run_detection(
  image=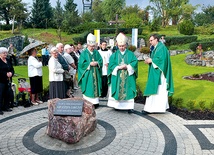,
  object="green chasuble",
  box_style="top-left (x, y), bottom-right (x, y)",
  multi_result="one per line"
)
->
top-left (144, 42), bottom-right (174, 96)
top-left (108, 49), bottom-right (138, 100)
top-left (78, 48), bottom-right (103, 98)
